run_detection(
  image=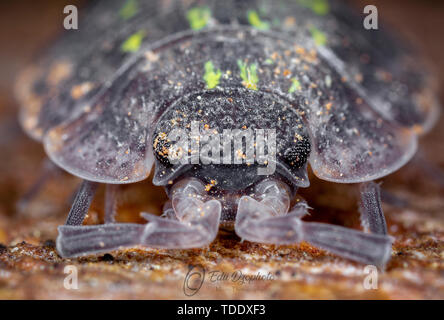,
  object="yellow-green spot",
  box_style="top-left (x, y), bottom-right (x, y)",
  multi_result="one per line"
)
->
top-left (264, 58), bottom-right (274, 65)
top-left (238, 60), bottom-right (259, 90)
top-left (203, 61), bottom-right (222, 89)
top-left (298, 0), bottom-right (329, 16)
top-left (121, 30), bottom-right (145, 53)
top-left (310, 27), bottom-right (327, 46)
top-left (325, 75), bottom-right (332, 88)
top-left (247, 10), bottom-right (270, 30)
top-left (289, 78), bottom-right (302, 93)
top-left (186, 7), bottom-right (211, 30)
top-left (120, 0), bottom-right (138, 20)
